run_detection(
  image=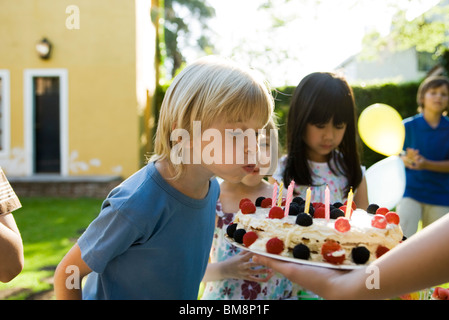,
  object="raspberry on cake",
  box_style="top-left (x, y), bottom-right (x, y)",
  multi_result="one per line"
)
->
top-left (243, 231), bottom-right (258, 247)
top-left (266, 237), bottom-right (284, 254)
top-left (240, 201), bottom-right (256, 214)
top-left (261, 198), bottom-right (272, 208)
top-left (268, 206), bottom-right (284, 219)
